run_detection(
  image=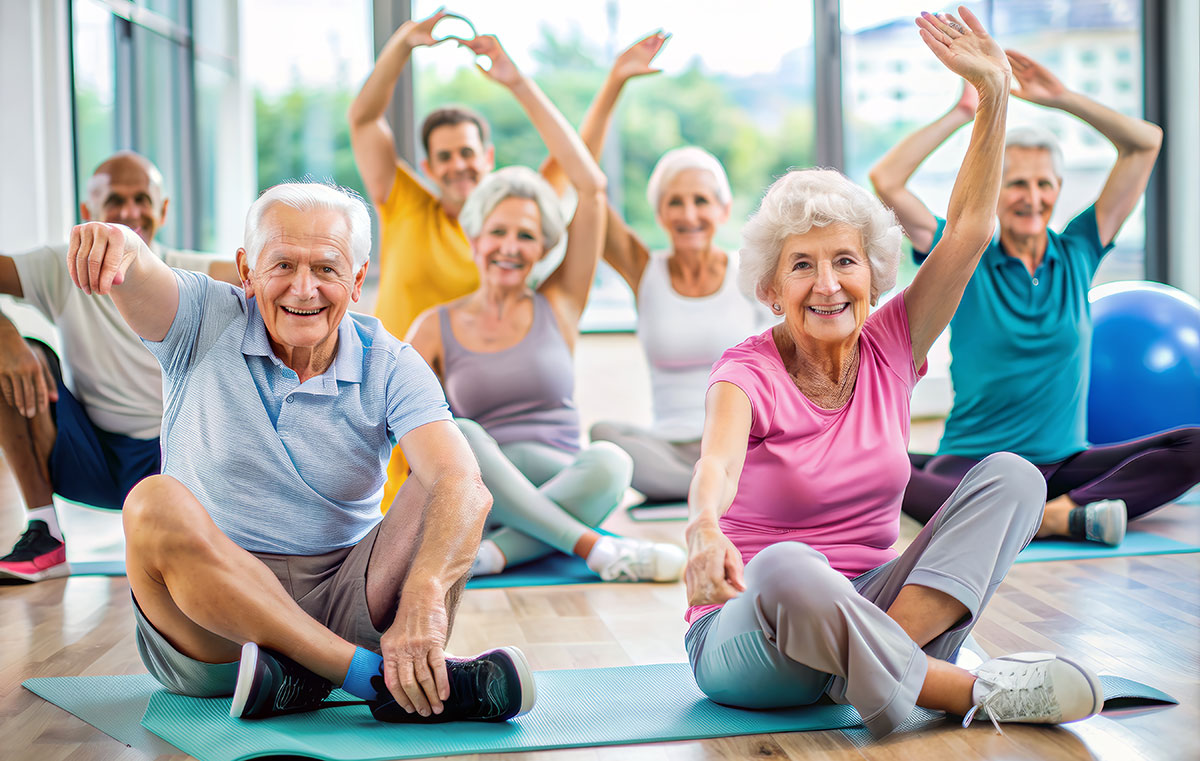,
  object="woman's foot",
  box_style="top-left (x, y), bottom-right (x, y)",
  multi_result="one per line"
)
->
top-left (1070, 500), bottom-right (1127, 546)
top-left (585, 535), bottom-right (686, 582)
top-left (964, 652), bottom-right (1103, 732)
top-left (470, 540), bottom-right (507, 576)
